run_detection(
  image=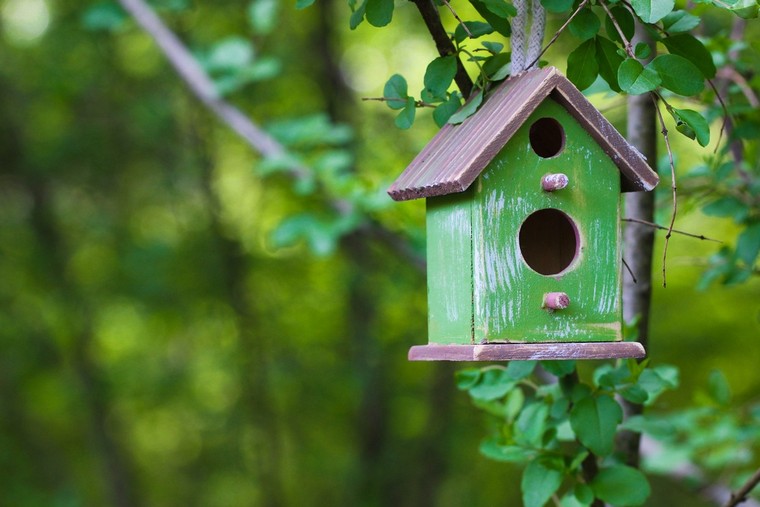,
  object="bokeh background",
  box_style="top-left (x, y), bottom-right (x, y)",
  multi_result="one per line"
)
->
top-left (0, 1), bottom-right (758, 505)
